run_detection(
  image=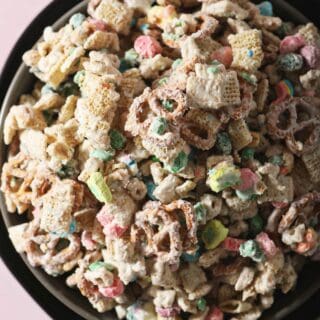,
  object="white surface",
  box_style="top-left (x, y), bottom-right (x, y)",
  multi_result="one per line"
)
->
top-left (0, 1), bottom-right (52, 319)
